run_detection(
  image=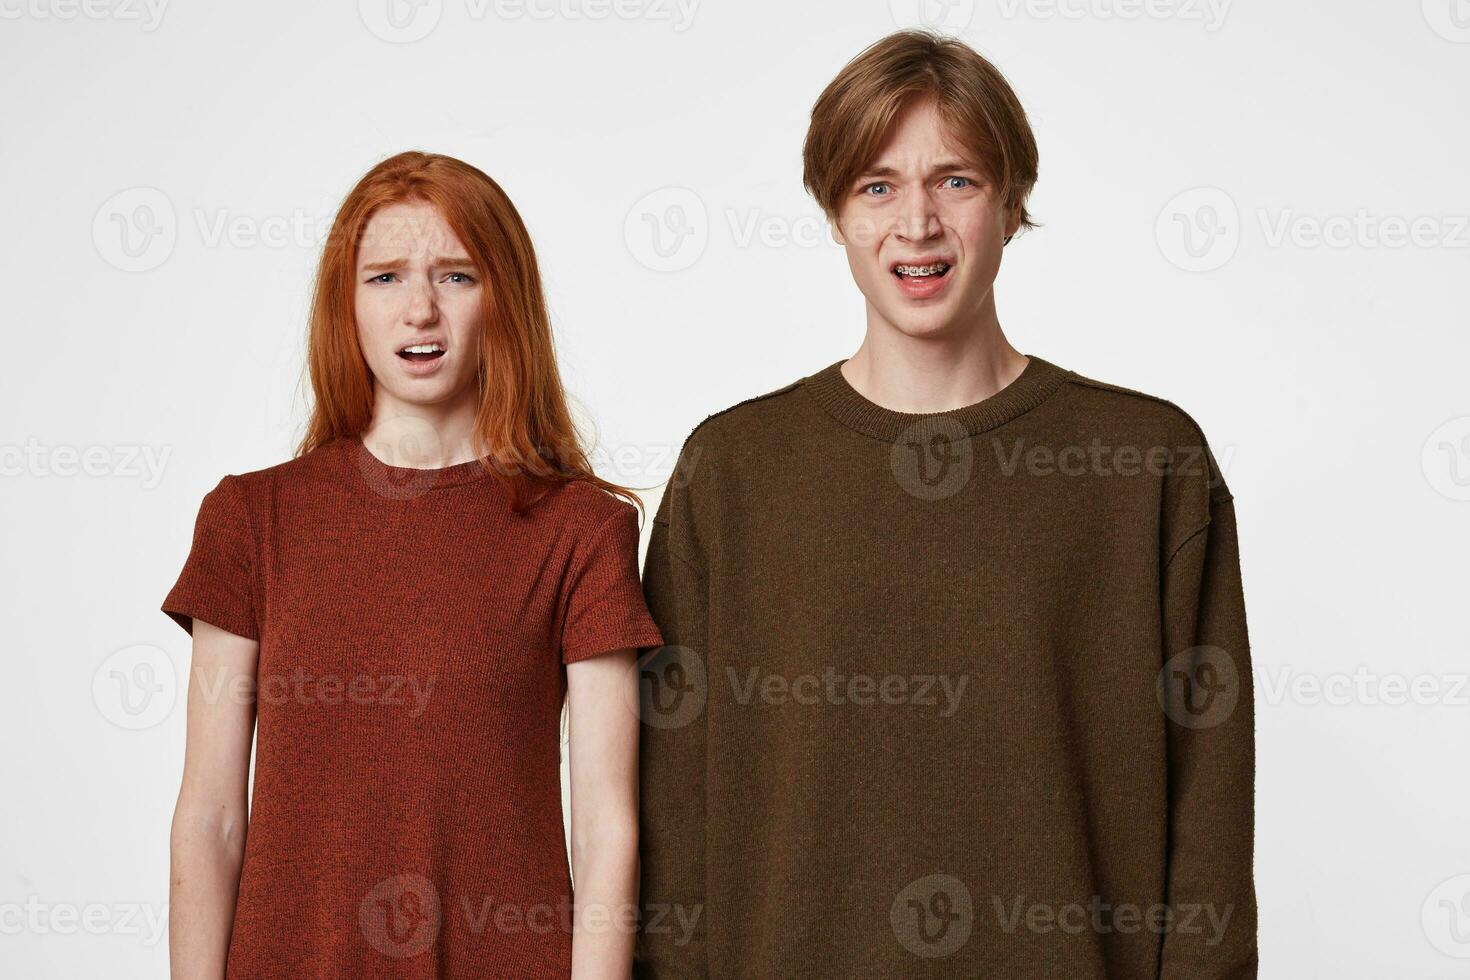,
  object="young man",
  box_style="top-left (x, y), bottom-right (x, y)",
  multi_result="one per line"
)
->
top-left (636, 30), bottom-right (1257, 979)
